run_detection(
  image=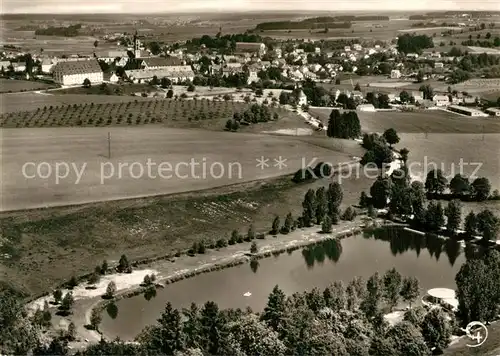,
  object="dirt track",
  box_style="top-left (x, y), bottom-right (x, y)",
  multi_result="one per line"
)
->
top-left (1, 127), bottom-right (356, 211)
